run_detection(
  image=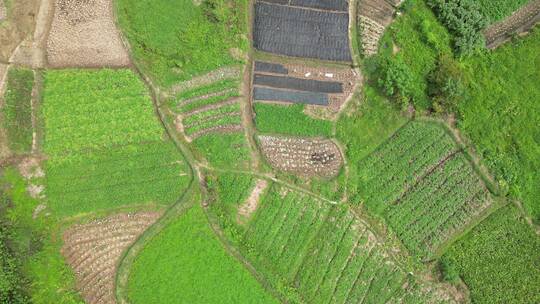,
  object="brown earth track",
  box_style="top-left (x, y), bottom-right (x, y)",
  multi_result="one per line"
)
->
top-left (62, 212), bottom-right (162, 304)
top-left (46, 0), bottom-right (130, 68)
top-left (483, 0), bottom-right (540, 49)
